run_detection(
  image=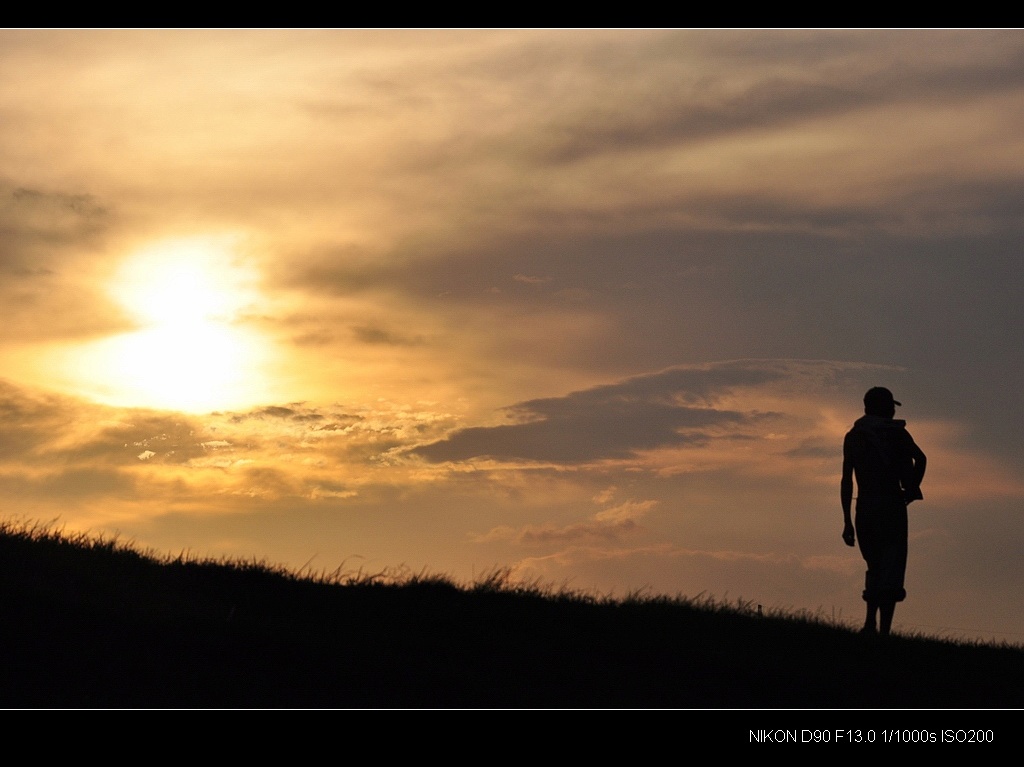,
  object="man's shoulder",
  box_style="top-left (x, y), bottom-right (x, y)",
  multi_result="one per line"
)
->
top-left (843, 426), bottom-right (866, 455)
top-left (893, 424), bottom-right (919, 444)
top-left (898, 426), bottom-right (925, 455)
